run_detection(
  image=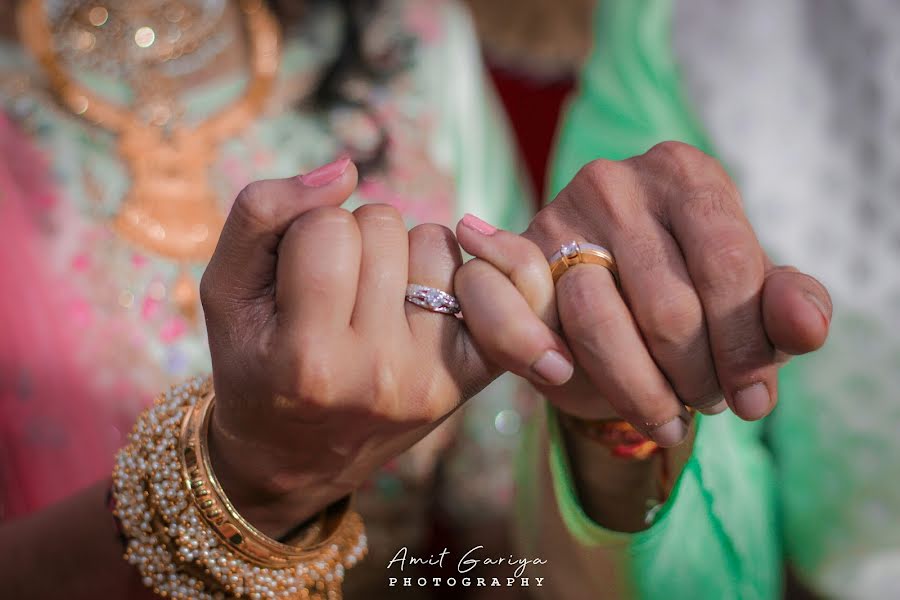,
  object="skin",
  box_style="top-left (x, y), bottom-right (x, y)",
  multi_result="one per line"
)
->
top-left (0, 0), bottom-right (830, 595)
top-left (0, 147), bottom-right (831, 596)
top-left (207, 143), bottom-right (830, 539)
top-left (200, 160), bottom-right (507, 535)
top-left (458, 143), bottom-right (831, 433)
top-left (455, 142), bottom-right (831, 529)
